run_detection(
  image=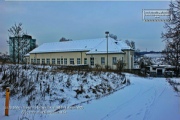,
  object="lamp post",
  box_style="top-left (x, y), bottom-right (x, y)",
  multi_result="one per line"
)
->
top-left (105, 31), bottom-right (109, 70)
